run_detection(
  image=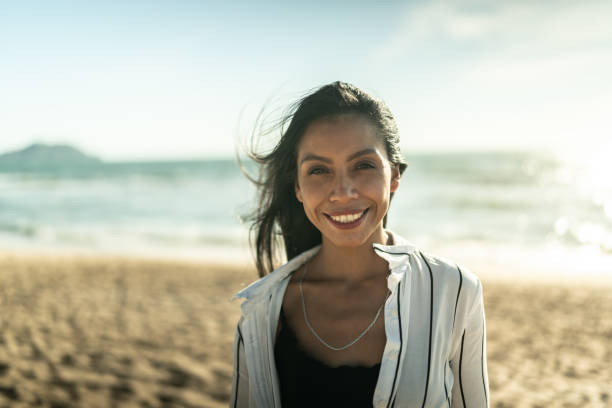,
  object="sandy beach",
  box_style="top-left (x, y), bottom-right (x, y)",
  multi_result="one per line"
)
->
top-left (0, 252), bottom-right (610, 407)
